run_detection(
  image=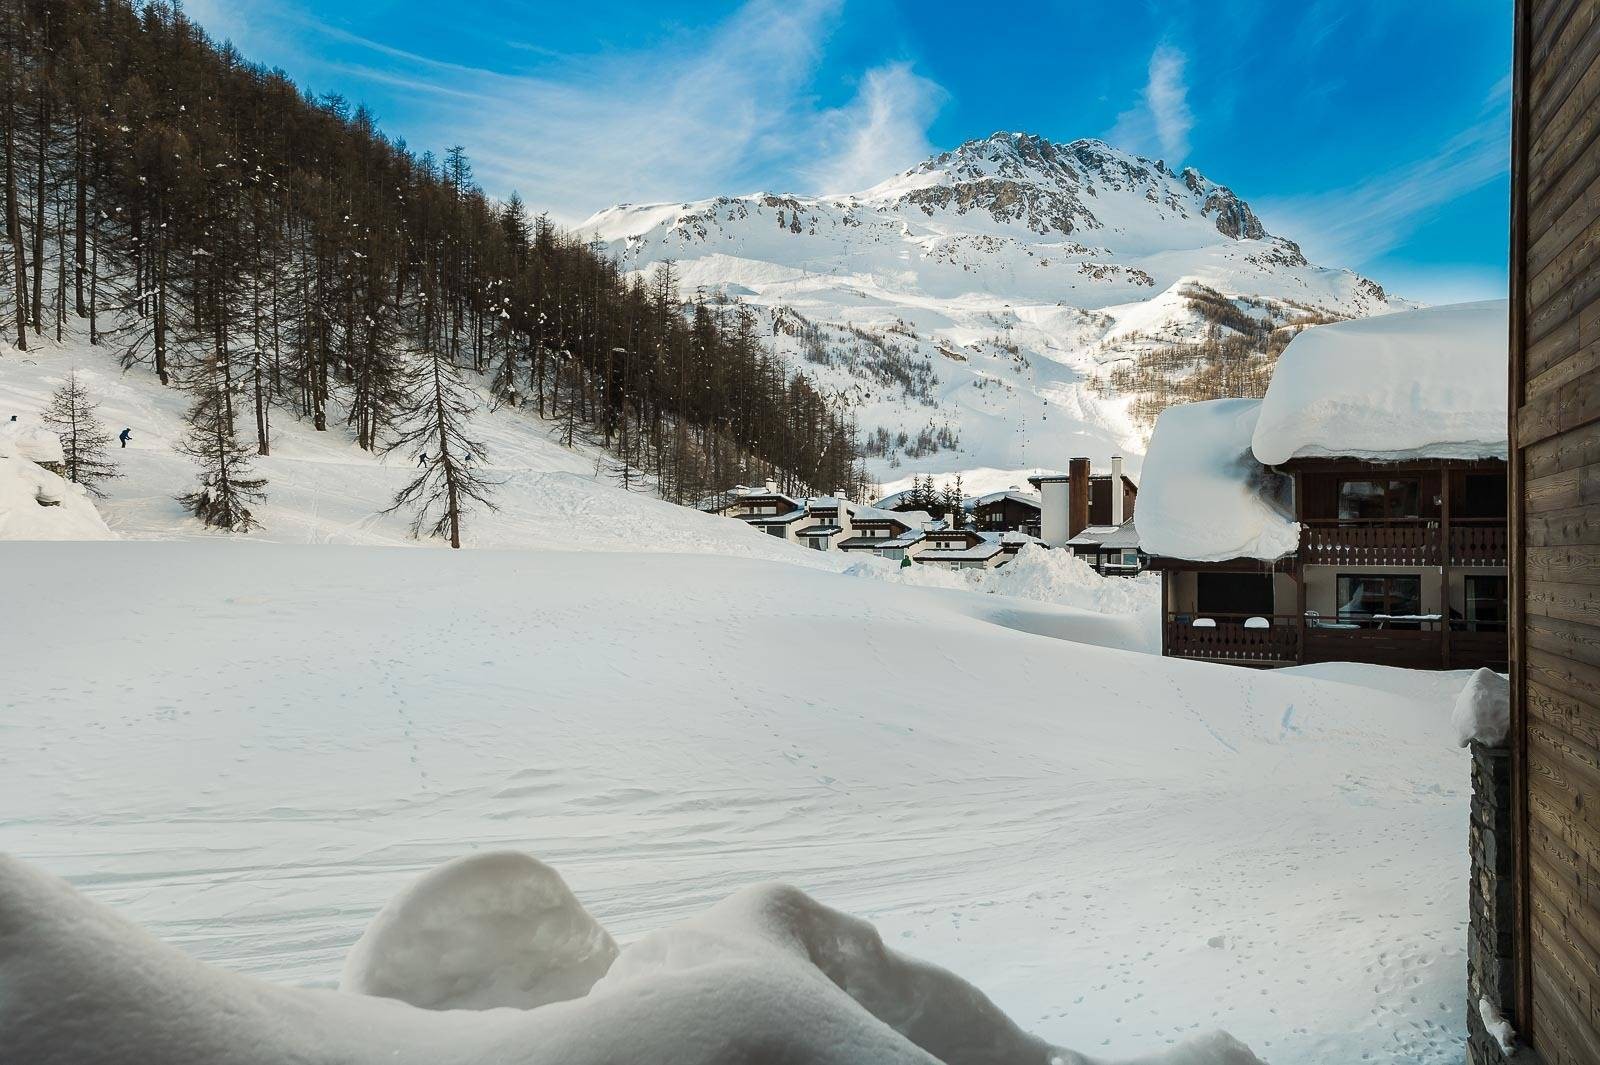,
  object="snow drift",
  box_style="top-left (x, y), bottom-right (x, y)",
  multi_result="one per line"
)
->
top-left (0, 420), bottom-right (113, 541)
top-left (0, 851), bottom-right (1265, 1065)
